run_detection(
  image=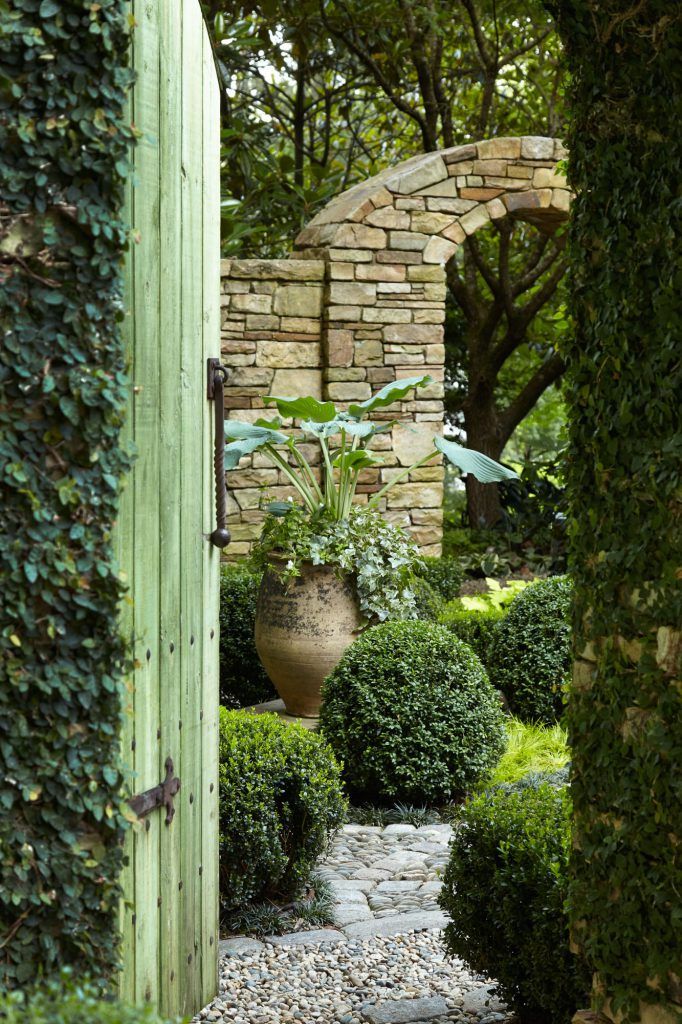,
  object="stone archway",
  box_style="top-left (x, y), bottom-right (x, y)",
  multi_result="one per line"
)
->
top-left (220, 136), bottom-right (571, 557)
